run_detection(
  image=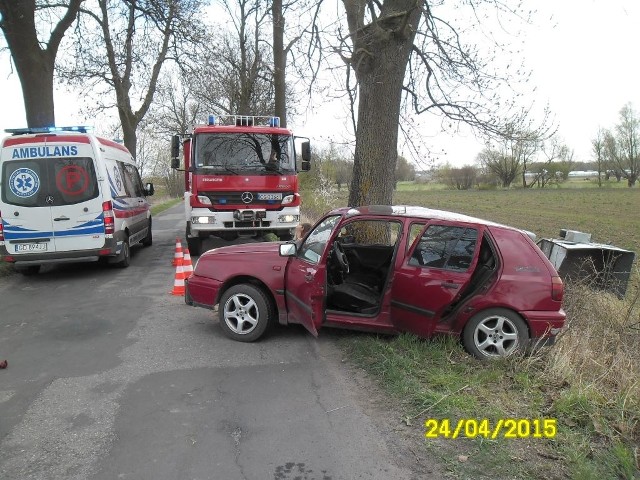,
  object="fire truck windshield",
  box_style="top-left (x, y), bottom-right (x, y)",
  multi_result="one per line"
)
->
top-left (194, 133), bottom-right (295, 174)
